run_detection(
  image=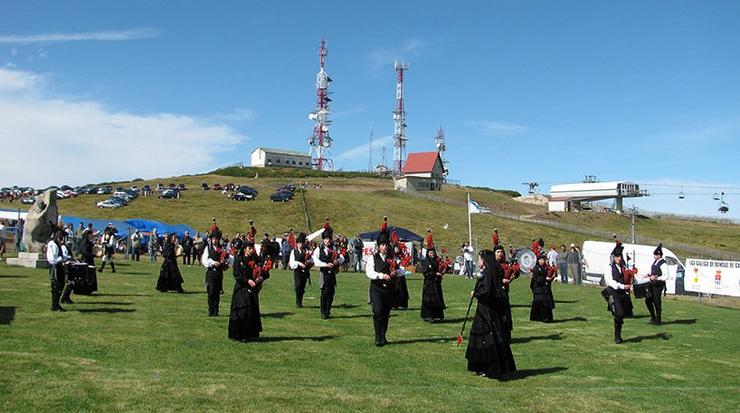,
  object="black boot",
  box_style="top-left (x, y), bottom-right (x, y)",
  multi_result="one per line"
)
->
top-left (614, 320), bottom-right (623, 344)
top-left (373, 316), bottom-right (385, 346)
top-left (110, 262), bottom-right (116, 273)
top-left (98, 262), bottom-right (105, 273)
